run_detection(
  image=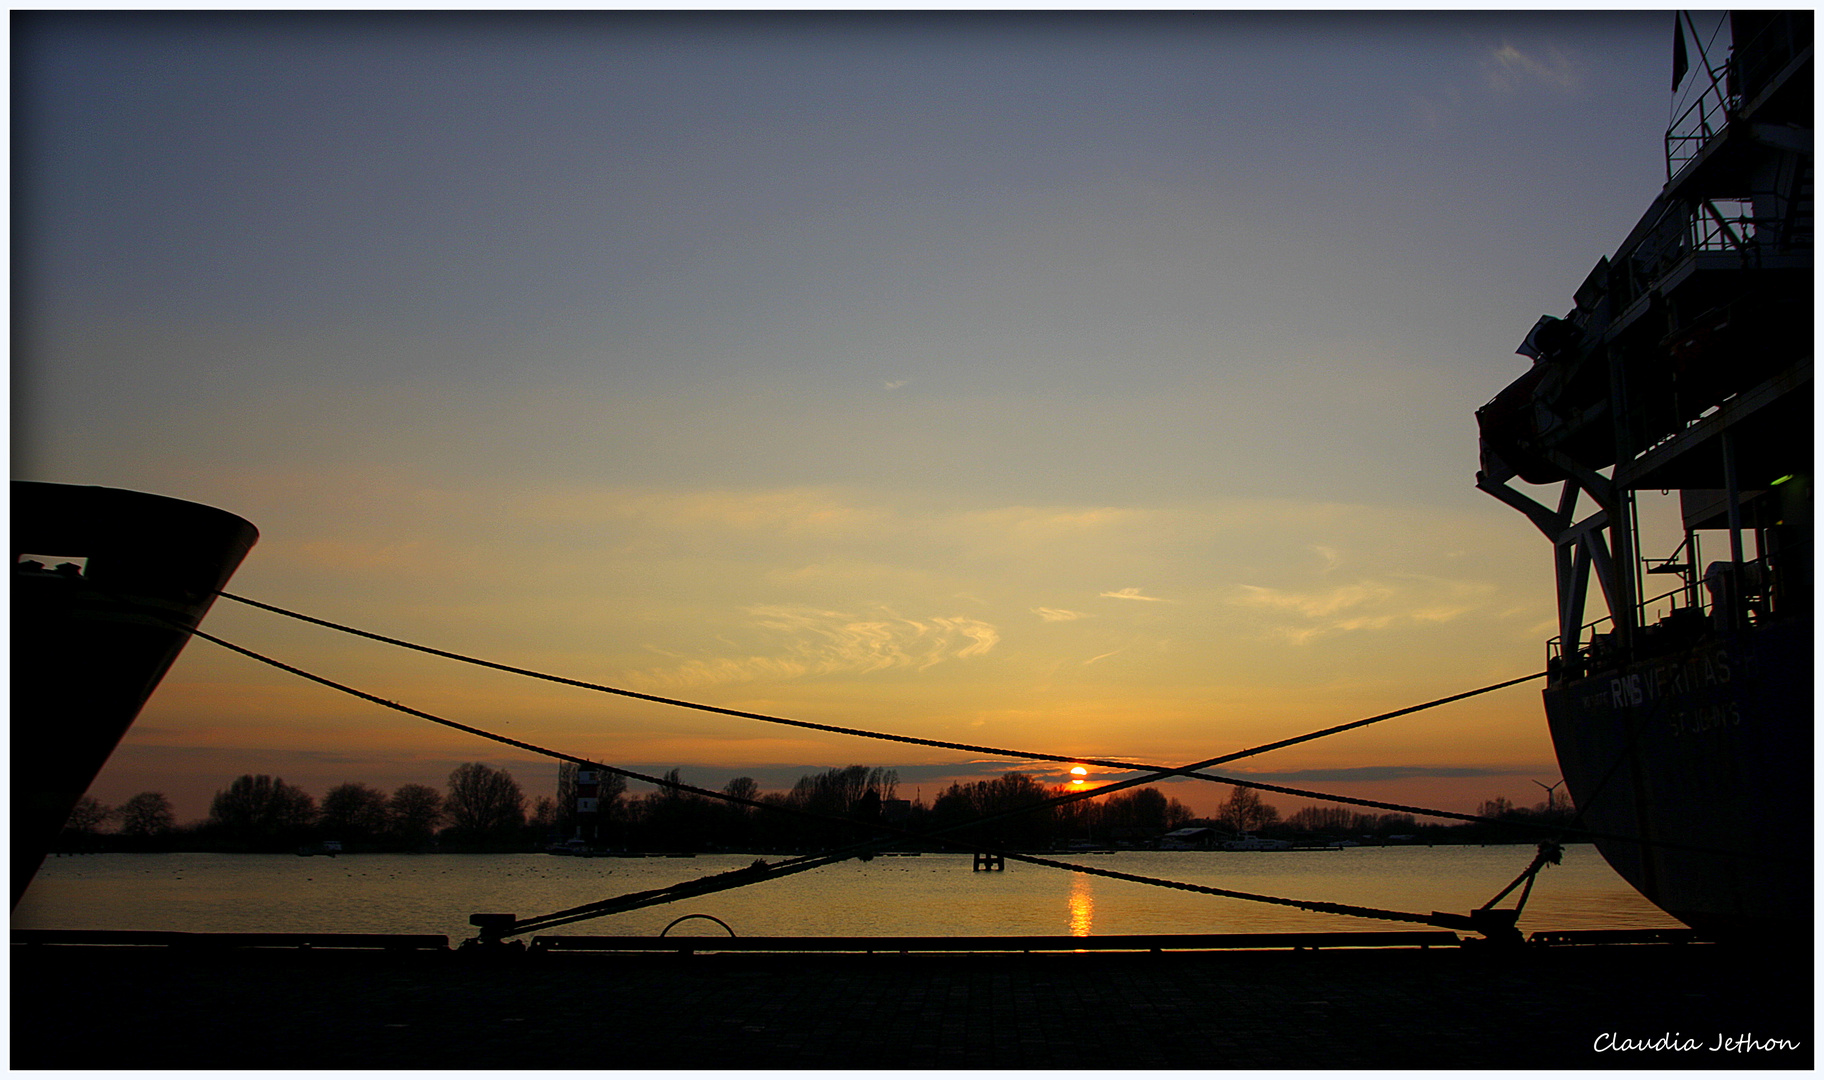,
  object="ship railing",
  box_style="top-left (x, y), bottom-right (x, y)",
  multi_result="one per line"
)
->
top-left (1547, 554), bottom-right (1775, 677)
top-left (1630, 196), bottom-right (1777, 290)
top-left (1690, 199), bottom-right (1758, 254)
top-left (1666, 75), bottom-right (1736, 180)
